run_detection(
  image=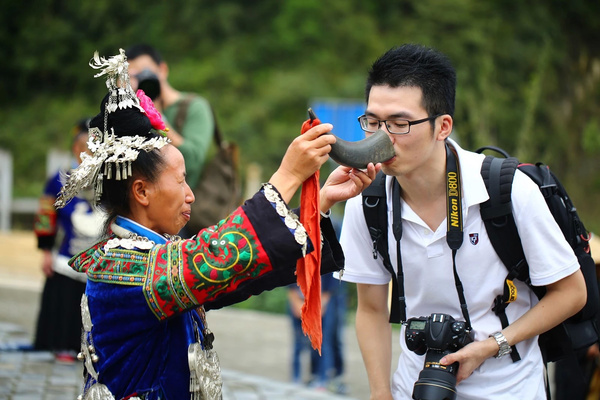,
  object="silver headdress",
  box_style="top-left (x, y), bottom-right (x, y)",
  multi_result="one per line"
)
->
top-left (55, 49), bottom-right (170, 209)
